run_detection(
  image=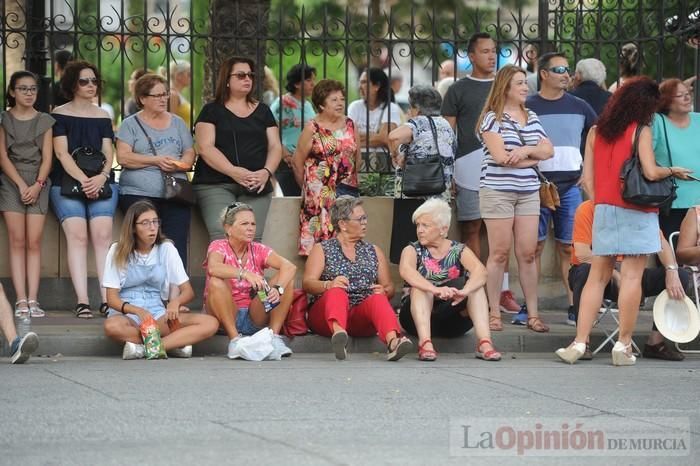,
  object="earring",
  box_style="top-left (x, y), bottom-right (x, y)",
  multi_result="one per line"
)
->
top-left (226, 83), bottom-right (230, 88)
